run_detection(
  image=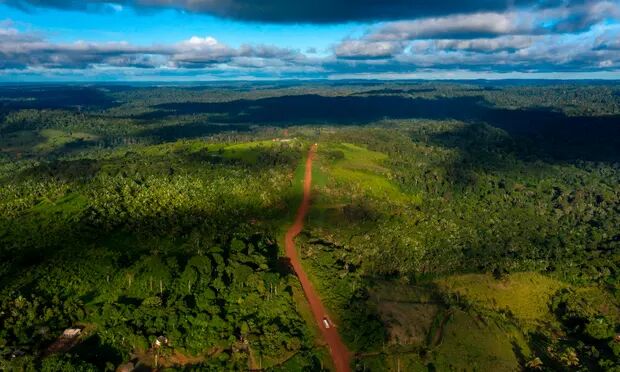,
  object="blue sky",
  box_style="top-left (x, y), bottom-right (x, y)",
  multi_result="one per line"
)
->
top-left (1, 0), bottom-right (619, 81)
top-left (1, 4), bottom-right (363, 50)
